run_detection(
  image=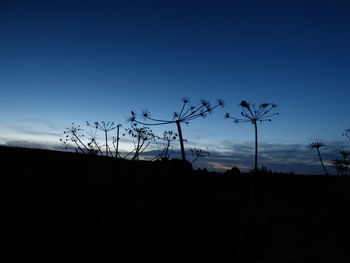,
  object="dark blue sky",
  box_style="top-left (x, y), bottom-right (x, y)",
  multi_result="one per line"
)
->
top-left (1, 0), bottom-right (349, 173)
